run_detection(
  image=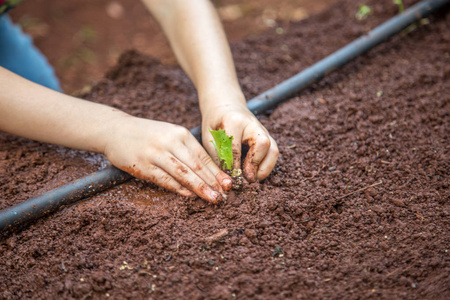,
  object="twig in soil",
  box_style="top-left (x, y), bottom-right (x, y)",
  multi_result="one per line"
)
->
top-left (386, 264), bottom-right (412, 277)
top-left (337, 180), bottom-right (383, 200)
top-left (204, 228), bottom-right (229, 244)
